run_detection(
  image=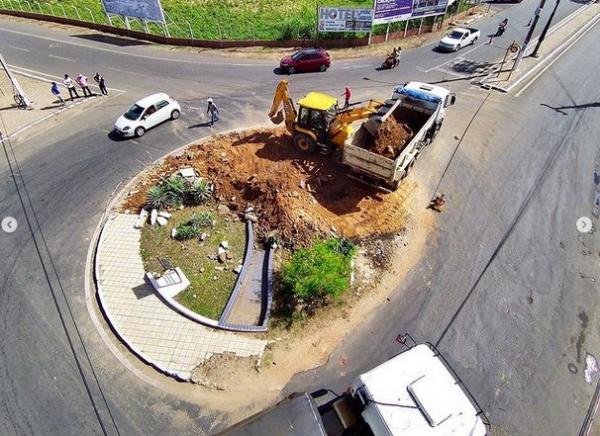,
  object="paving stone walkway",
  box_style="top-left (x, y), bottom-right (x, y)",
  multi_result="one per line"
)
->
top-left (96, 213), bottom-right (266, 380)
